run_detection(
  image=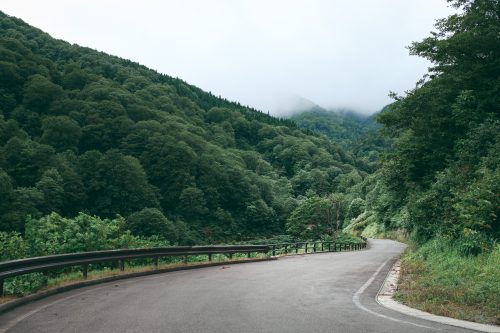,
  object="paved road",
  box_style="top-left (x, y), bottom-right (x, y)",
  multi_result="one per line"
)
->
top-left (0, 239), bottom-right (477, 333)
